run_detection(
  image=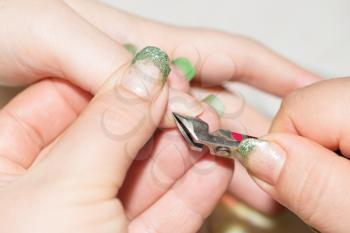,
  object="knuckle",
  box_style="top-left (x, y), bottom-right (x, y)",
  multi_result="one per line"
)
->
top-left (272, 89), bottom-right (304, 131)
top-left (280, 89), bottom-right (303, 112)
